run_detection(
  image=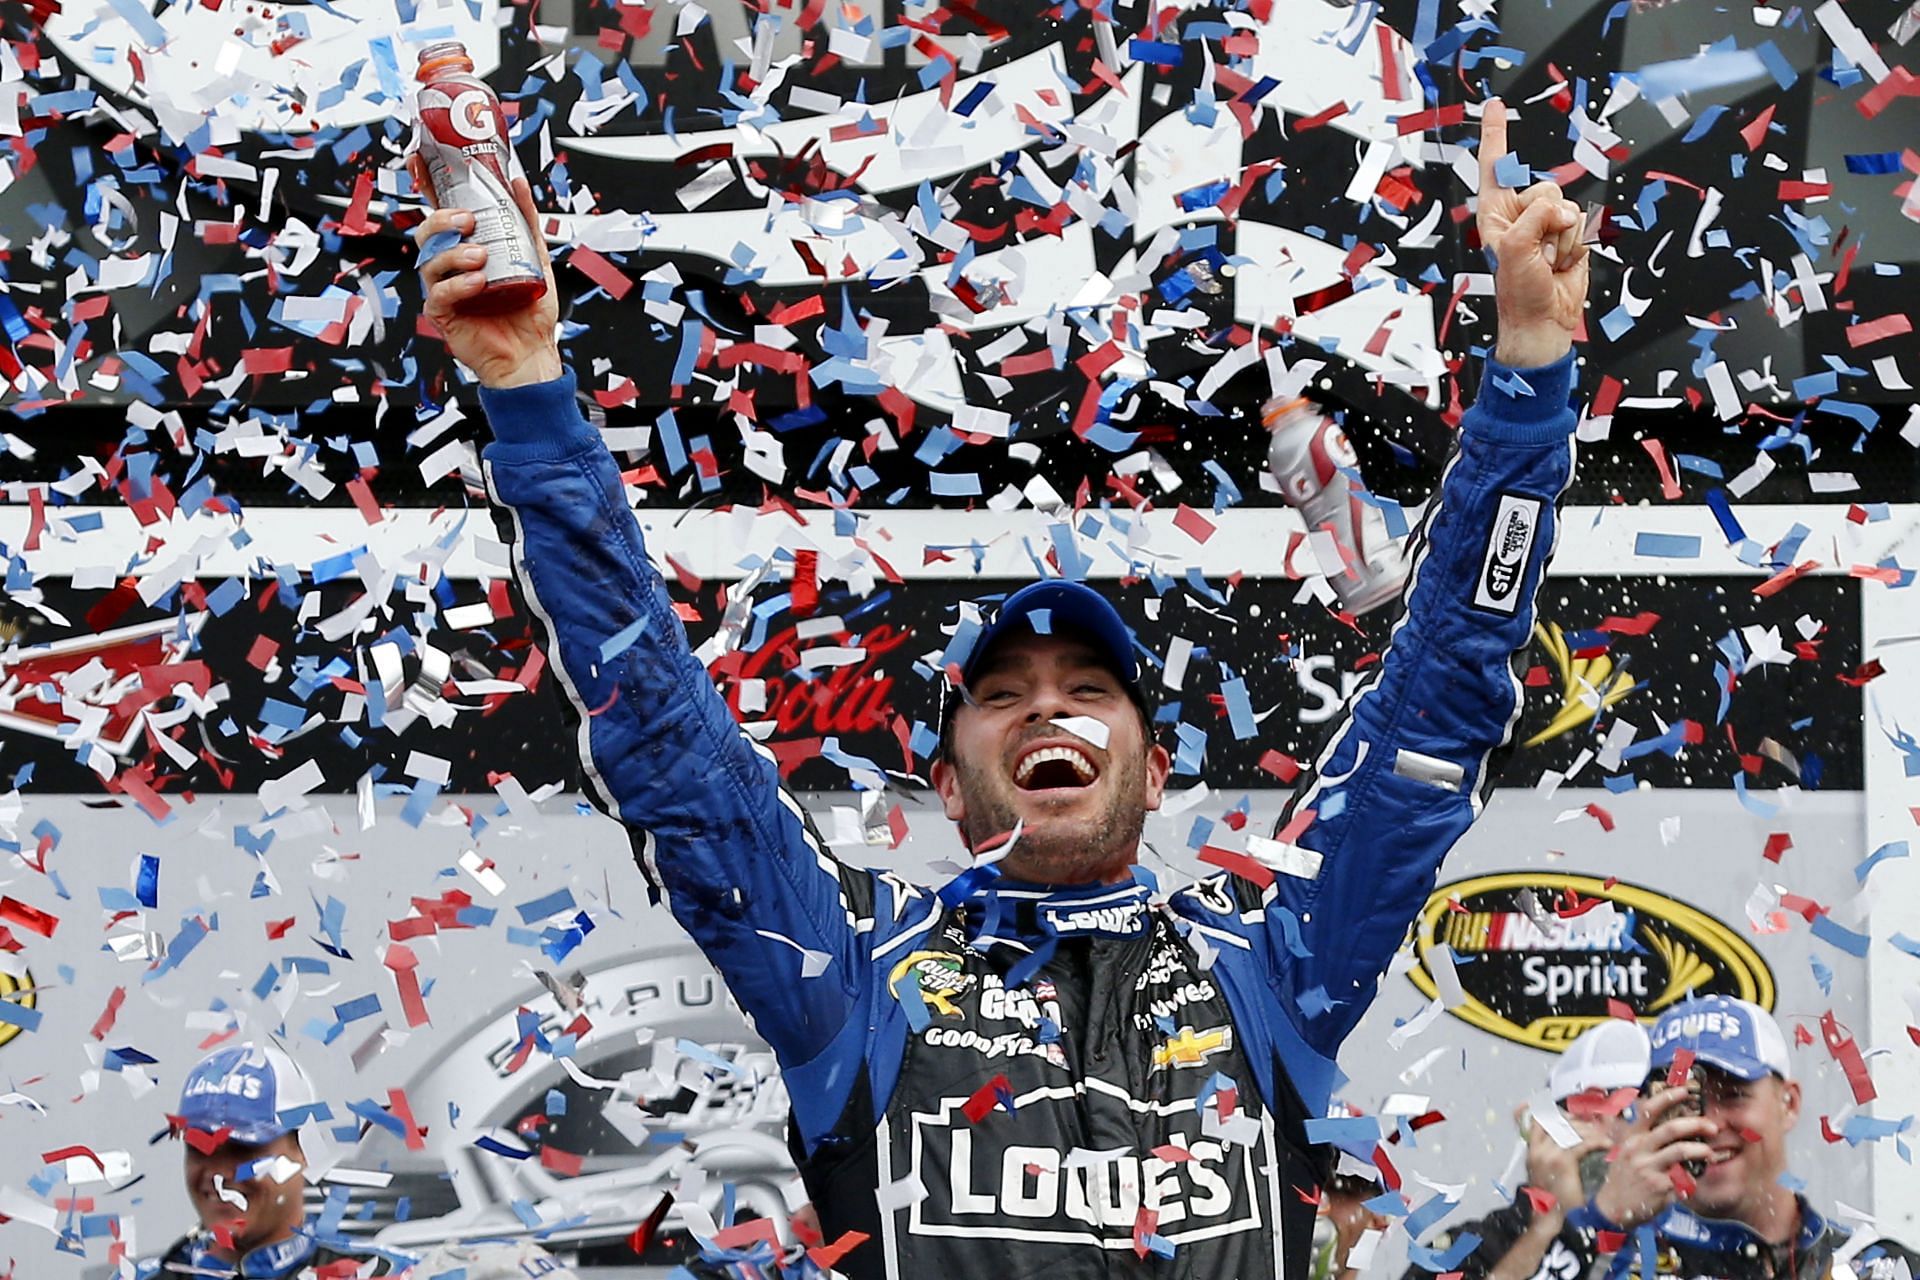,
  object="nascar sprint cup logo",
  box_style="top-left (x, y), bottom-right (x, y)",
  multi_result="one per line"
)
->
top-left (1410, 873), bottom-right (1774, 1050)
